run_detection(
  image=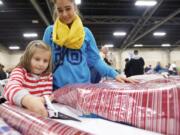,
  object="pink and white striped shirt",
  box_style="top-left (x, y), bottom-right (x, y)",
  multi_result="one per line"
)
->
top-left (3, 67), bottom-right (52, 106)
